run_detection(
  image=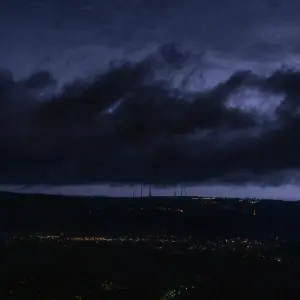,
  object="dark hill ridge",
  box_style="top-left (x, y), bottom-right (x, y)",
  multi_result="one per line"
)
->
top-left (0, 190), bottom-right (300, 238)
